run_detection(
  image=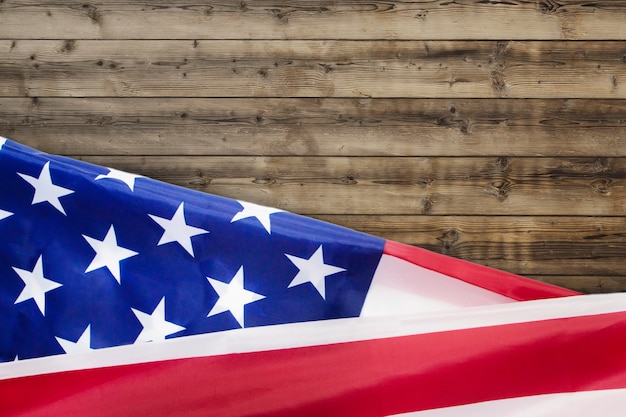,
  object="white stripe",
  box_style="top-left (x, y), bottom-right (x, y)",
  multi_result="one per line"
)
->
top-left (2, 293), bottom-right (625, 380)
top-left (362, 254), bottom-right (515, 317)
top-left (391, 388), bottom-right (626, 417)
